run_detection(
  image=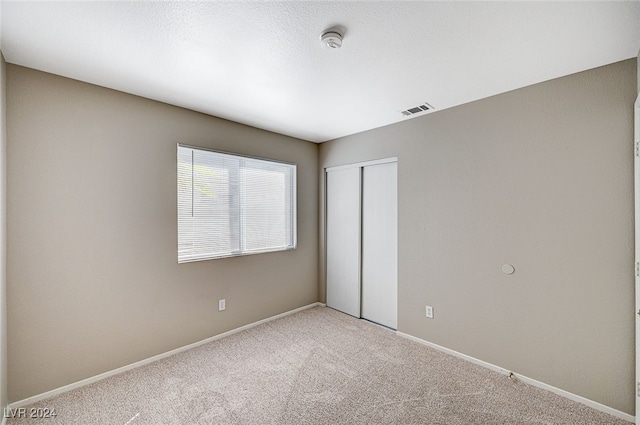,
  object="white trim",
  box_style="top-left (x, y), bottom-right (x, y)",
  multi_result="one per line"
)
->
top-left (1, 415), bottom-right (5, 425)
top-left (634, 95), bottom-right (640, 425)
top-left (177, 143), bottom-right (297, 167)
top-left (325, 157), bottom-right (397, 173)
top-left (9, 302), bottom-right (325, 410)
top-left (396, 332), bottom-right (634, 423)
